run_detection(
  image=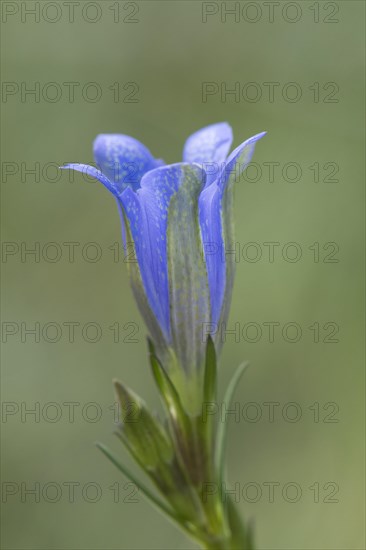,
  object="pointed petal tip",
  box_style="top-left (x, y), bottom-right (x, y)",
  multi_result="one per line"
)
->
top-left (59, 163), bottom-right (78, 170)
top-left (58, 163), bottom-right (118, 196)
top-left (249, 131), bottom-right (267, 142)
top-left (59, 162), bottom-right (96, 172)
